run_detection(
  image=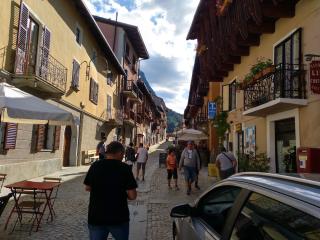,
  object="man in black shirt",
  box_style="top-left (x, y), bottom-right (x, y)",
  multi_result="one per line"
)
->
top-left (84, 141), bottom-right (137, 240)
